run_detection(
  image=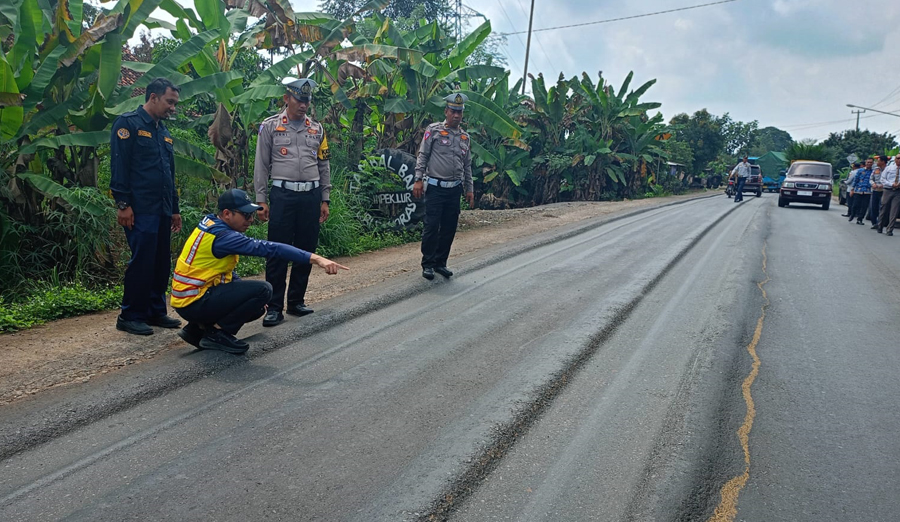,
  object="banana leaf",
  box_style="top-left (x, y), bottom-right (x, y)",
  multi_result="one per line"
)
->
top-left (194, 0), bottom-right (229, 35)
top-left (18, 130), bottom-right (109, 154)
top-left (121, 0), bottom-right (163, 38)
top-left (18, 87), bottom-right (91, 137)
top-left (0, 51), bottom-right (24, 140)
top-left (177, 71), bottom-right (243, 100)
top-left (447, 20), bottom-right (490, 70)
top-left (231, 85), bottom-right (284, 104)
top-left (250, 50), bottom-right (314, 87)
top-left (173, 139), bottom-right (215, 165)
top-left (175, 154), bottom-right (229, 184)
top-left (458, 90), bottom-right (525, 144)
top-left (16, 172), bottom-right (108, 216)
top-left (97, 31), bottom-right (122, 100)
top-left (109, 30), bottom-right (220, 105)
top-left (383, 97), bottom-right (416, 114)
top-left (443, 65), bottom-right (505, 85)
